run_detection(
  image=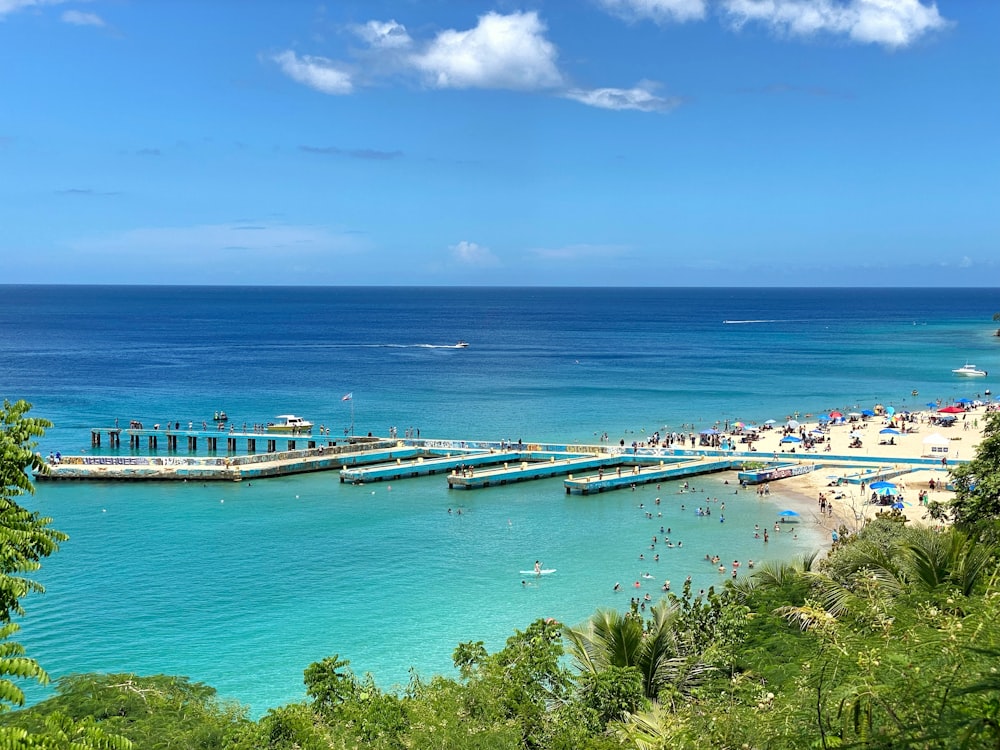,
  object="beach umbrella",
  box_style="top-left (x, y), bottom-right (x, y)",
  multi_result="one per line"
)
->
top-left (780, 435), bottom-right (802, 444)
top-left (879, 428), bottom-right (901, 435)
top-left (885, 406), bottom-right (895, 416)
top-left (873, 486), bottom-right (898, 496)
top-left (861, 409), bottom-right (875, 416)
top-left (848, 412), bottom-right (862, 418)
top-left (700, 428), bottom-right (719, 435)
top-left (870, 481), bottom-right (896, 490)
top-left (939, 405), bottom-right (964, 414)
top-left (733, 421), bottom-right (745, 429)
top-left (850, 430), bottom-right (864, 438)
top-left (810, 429), bottom-right (825, 436)
top-left (778, 510), bottom-right (799, 517)
top-left (817, 414), bottom-right (830, 422)
top-left (786, 419), bottom-right (800, 429)
top-left (926, 402), bottom-right (938, 409)
top-left (829, 411), bottom-right (843, 419)
top-left (956, 398), bottom-right (973, 404)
